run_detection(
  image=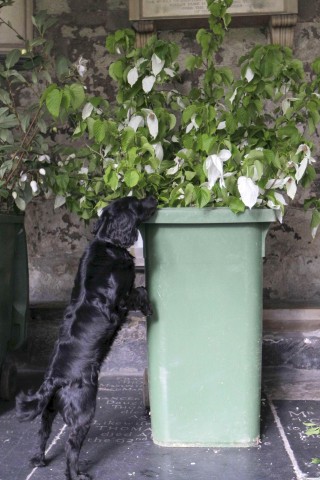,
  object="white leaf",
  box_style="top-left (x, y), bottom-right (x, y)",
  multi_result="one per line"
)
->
top-left (295, 157), bottom-right (308, 182)
top-left (142, 75), bottom-right (156, 93)
top-left (166, 164), bottom-right (179, 175)
top-left (217, 121), bottom-right (226, 130)
top-left (312, 226), bottom-right (319, 239)
top-left (127, 67), bottom-right (139, 86)
top-left (274, 192), bottom-right (287, 206)
top-left (282, 98), bottom-right (290, 114)
top-left (164, 67), bottom-right (175, 77)
top-left (151, 54), bottom-right (165, 76)
top-left (275, 208), bottom-right (284, 223)
top-left (82, 102), bottom-right (94, 120)
top-left (14, 196), bottom-right (26, 211)
top-left (146, 111), bottom-right (158, 139)
top-left (186, 122), bottom-right (194, 134)
top-left (286, 178), bottom-right (297, 200)
top-left (54, 195), bottom-right (66, 209)
top-left (296, 143), bottom-right (311, 157)
top-left (230, 88), bottom-right (238, 104)
top-left (205, 155), bottom-right (223, 189)
top-left (30, 180), bottom-right (38, 193)
top-left (186, 115), bottom-right (199, 133)
top-left (237, 176), bottom-right (259, 209)
top-left (153, 142), bottom-right (163, 161)
top-left (265, 177), bottom-right (290, 189)
top-left (38, 154), bottom-right (50, 163)
top-left (136, 57), bottom-right (147, 67)
top-left (219, 149), bottom-right (232, 162)
top-left (128, 115), bottom-right (144, 132)
top-left (245, 67), bottom-right (254, 83)
top-left (145, 165), bottom-right (155, 174)
top-left (177, 97), bottom-right (186, 109)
